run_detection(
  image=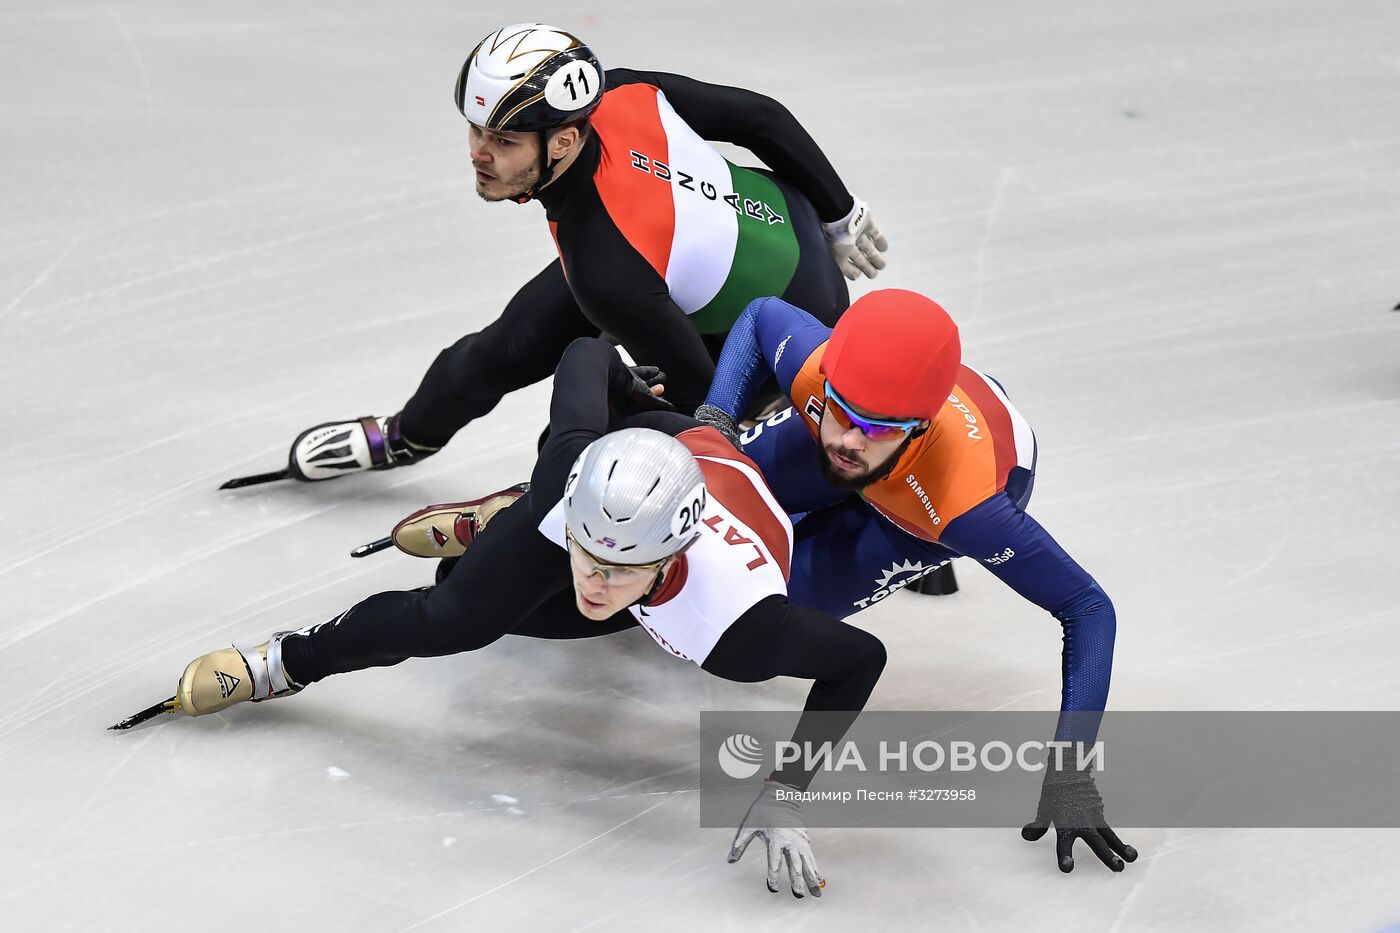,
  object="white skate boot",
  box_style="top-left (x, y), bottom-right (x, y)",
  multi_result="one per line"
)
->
top-left (289, 412), bottom-right (438, 482)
